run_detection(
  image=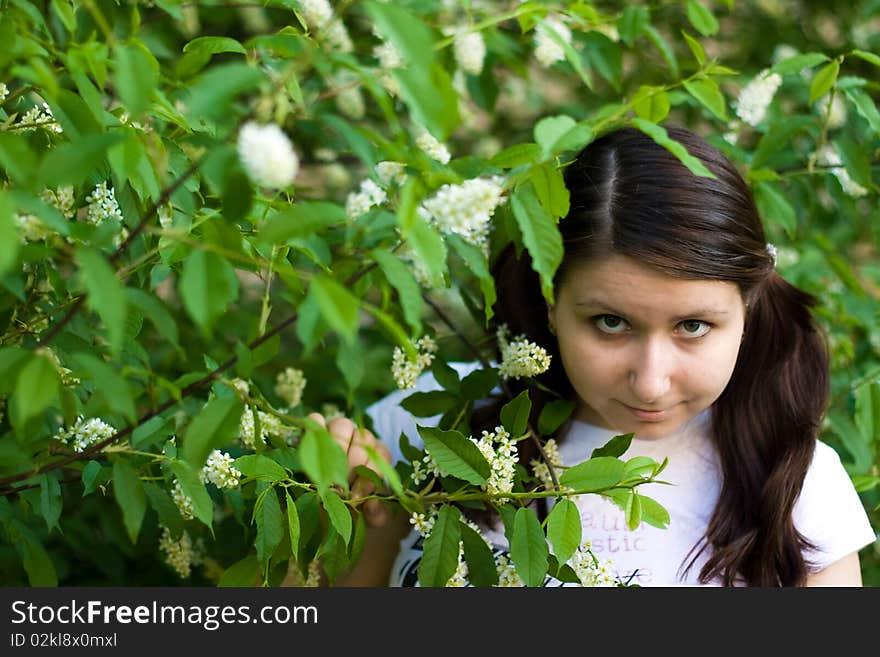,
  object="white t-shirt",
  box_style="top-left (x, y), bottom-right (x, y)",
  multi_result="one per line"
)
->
top-left (366, 363), bottom-right (876, 586)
